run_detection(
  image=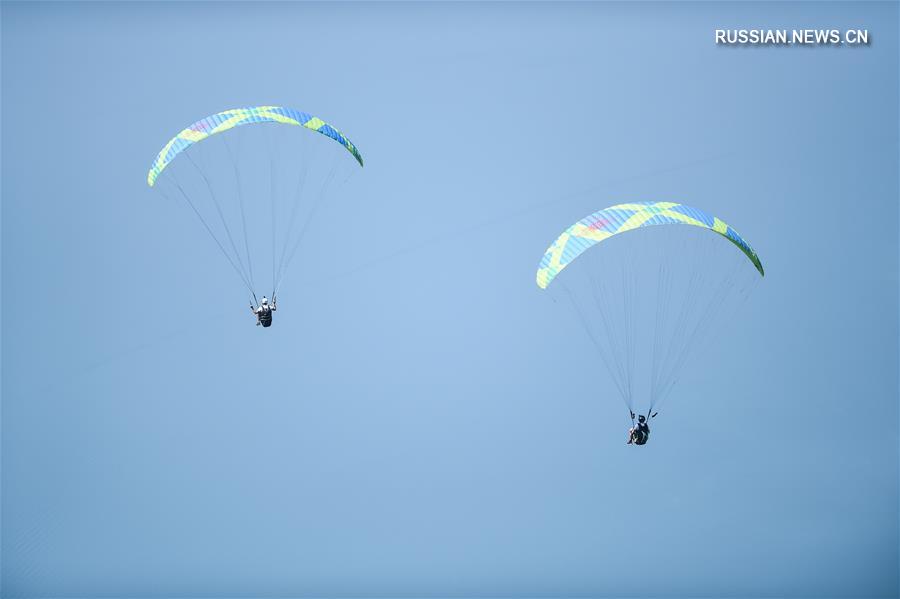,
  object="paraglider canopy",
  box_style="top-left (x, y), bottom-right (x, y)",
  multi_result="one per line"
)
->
top-left (537, 202), bottom-right (764, 291)
top-left (148, 106), bottom-right (363, 187)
